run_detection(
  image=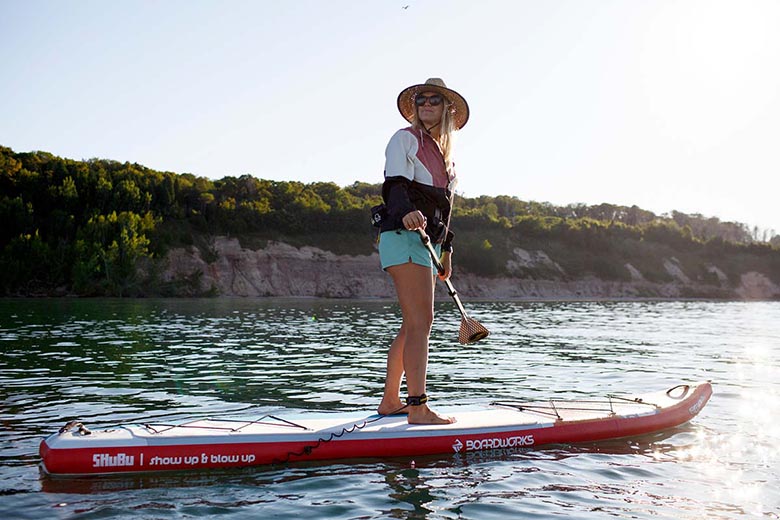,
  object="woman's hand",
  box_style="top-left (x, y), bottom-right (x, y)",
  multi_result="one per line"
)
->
top-left (438, 251), bottom-right (452, 281)
top-left (402, 210), bottom-right (426, 230)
